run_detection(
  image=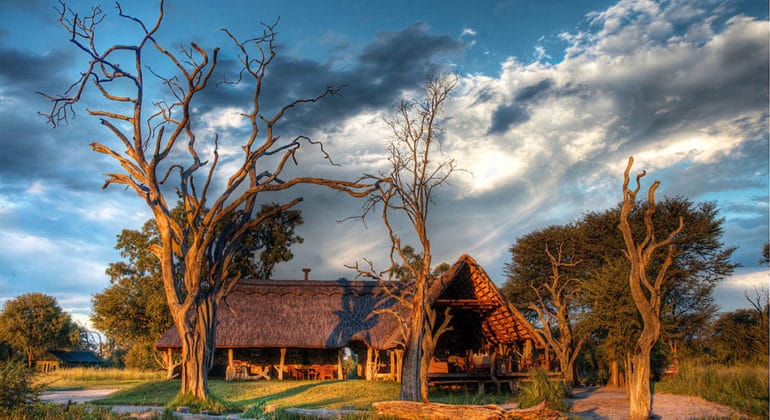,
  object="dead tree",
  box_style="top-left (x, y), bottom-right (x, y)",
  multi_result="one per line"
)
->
top-left (619, 157), bottom-right (684, 420)
top-left (41, 2), bottom-right (374, 400)
top-left (528, 242), bottom-right (586, 390)
top-left (352, 75), bottom-right (457, 402)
